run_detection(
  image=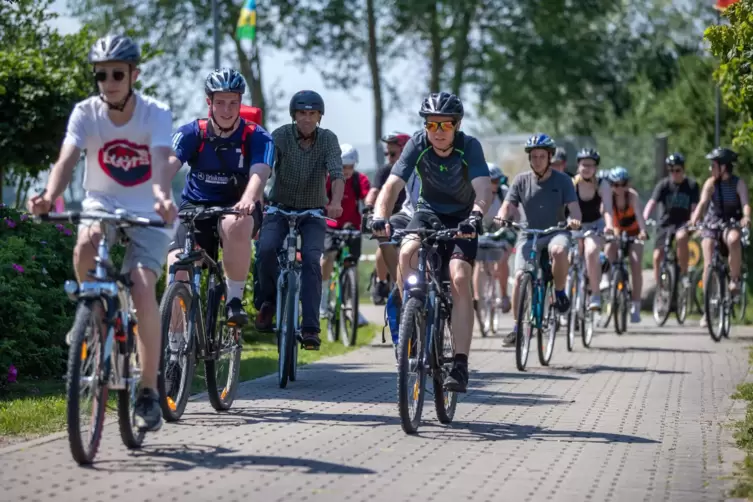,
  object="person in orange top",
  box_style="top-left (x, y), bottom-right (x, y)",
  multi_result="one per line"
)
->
top-left (605, 166), bottom-right (648, 323)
